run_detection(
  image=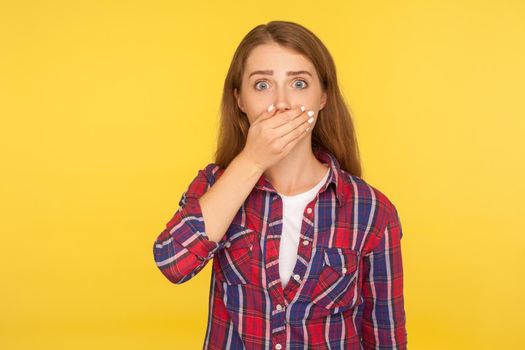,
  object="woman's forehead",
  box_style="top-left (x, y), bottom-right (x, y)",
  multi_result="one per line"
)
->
top-left (244, 44), bottom-right (314, 73)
